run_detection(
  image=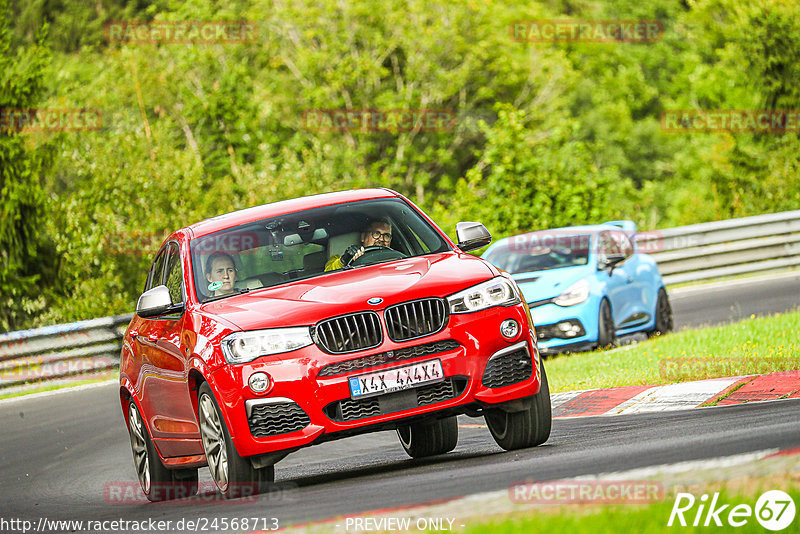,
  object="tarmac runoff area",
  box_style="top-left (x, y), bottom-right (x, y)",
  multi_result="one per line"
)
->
top-left (274, 371), bottom-right (800, 533)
